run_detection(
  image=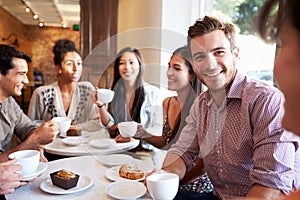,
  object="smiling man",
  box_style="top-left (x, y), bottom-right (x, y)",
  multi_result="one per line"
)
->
top-left (0, 44), bottom-right (59, 195)
top-left (158, 16), bottom-right (300, 199)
